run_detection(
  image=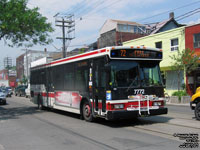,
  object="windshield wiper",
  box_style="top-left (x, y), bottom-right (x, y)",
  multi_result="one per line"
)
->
top-left (126, 78), bottom-right (137, 92)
